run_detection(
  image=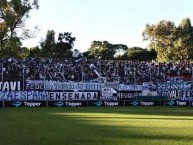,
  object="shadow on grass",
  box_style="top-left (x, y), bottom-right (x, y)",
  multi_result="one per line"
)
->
top-left (1, 107), bottom-right (193, 145)
top-left (49, 110), bottom-right (193, 145)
